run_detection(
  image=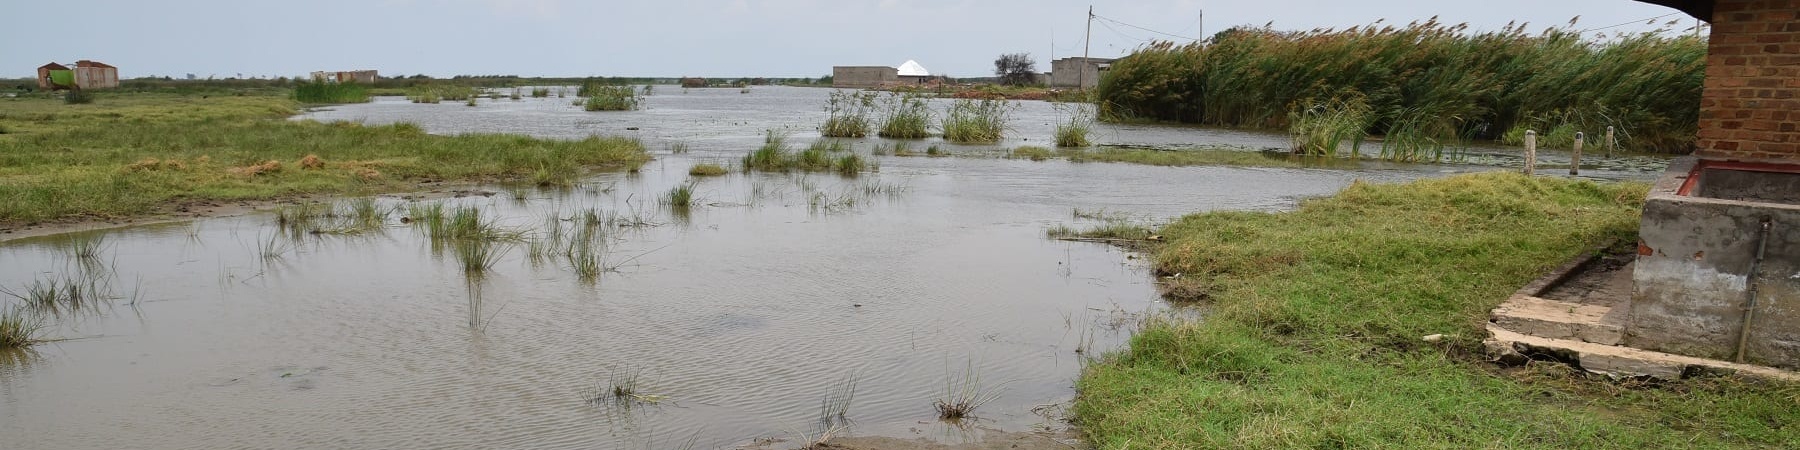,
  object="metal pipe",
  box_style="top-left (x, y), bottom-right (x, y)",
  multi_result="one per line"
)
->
top-left (1736, 218), bottom-right (1773, 364)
